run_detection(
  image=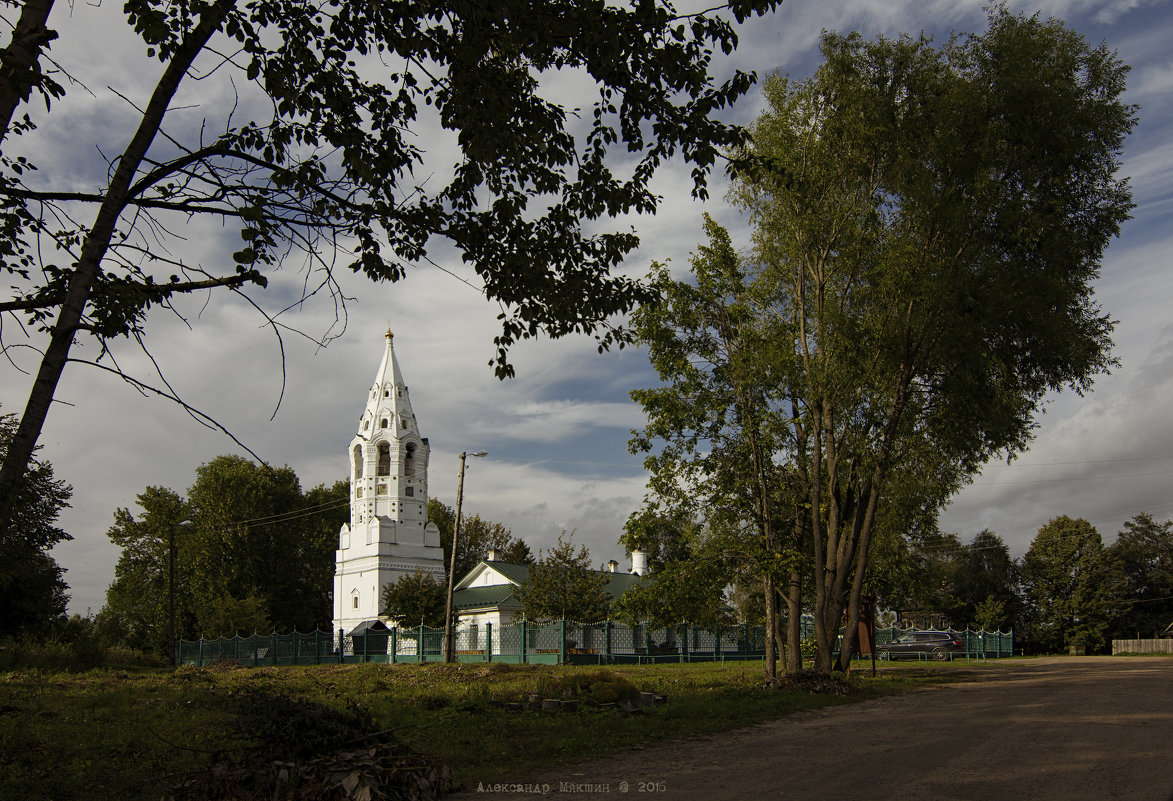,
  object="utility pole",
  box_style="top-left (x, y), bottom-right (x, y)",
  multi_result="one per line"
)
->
top-left (444, 450), bottom-right (486, 662)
